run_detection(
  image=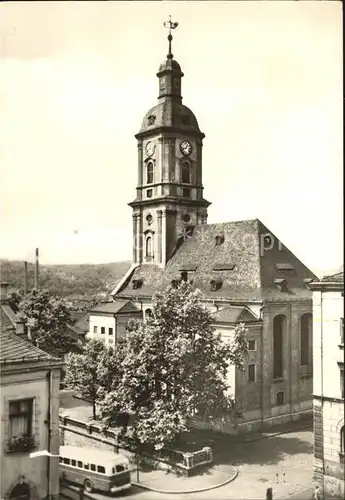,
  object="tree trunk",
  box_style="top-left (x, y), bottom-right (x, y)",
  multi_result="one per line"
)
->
top-left (93, 401), bottom-right (97, 420)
